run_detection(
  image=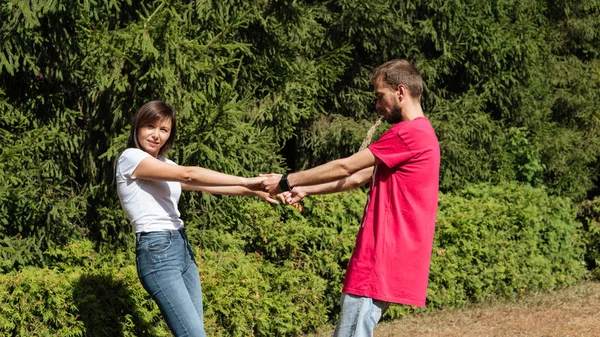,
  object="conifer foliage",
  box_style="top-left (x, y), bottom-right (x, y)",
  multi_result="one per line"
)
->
top-left (1, 0), bottom-right (599, 333)
top-left (1, 0), bottom-right (599, 267)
